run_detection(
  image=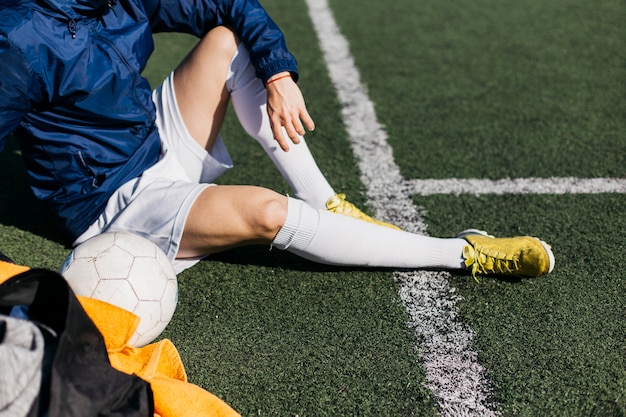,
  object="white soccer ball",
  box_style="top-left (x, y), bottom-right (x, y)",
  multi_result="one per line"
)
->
top-left (60, 232), bottom-right (178, 347)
